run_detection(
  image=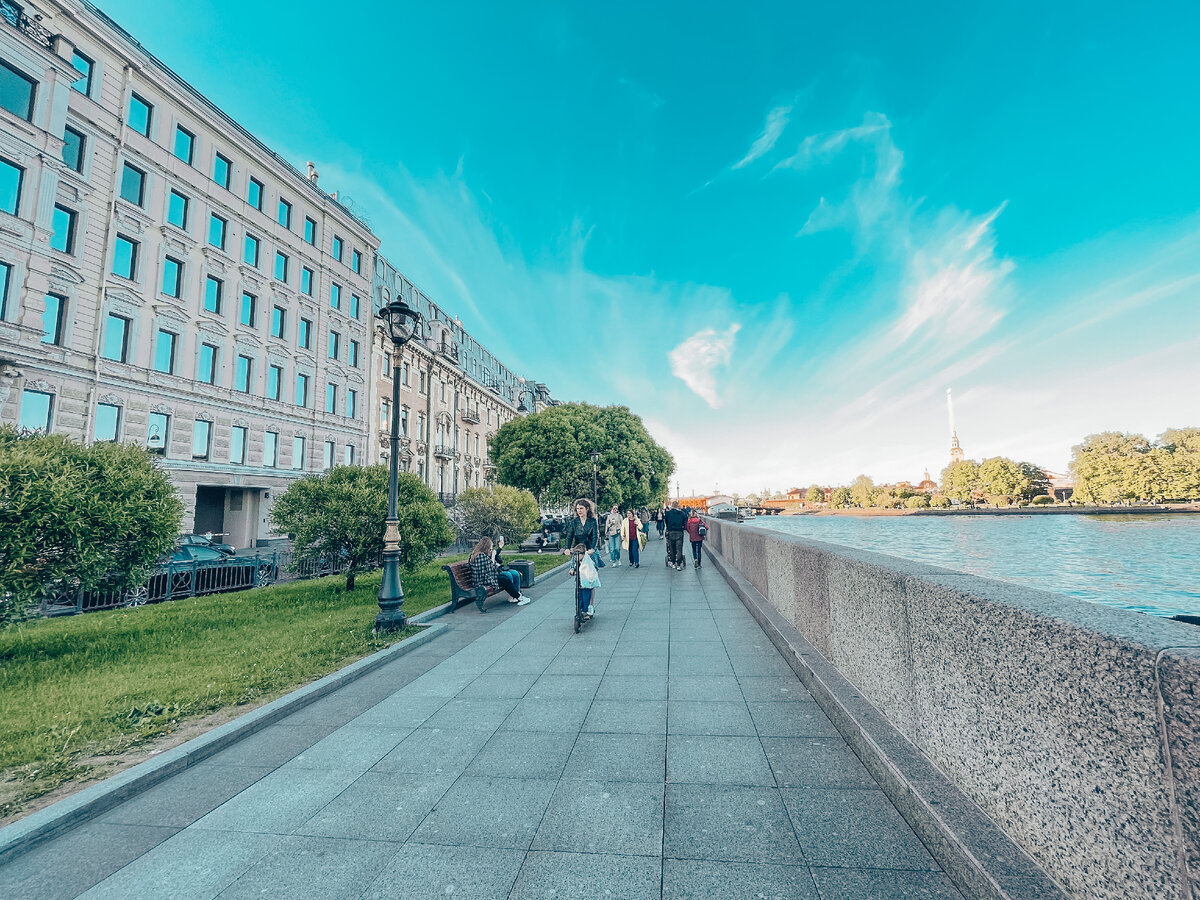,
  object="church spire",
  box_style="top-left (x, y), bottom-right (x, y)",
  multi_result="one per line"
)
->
top-left (947, 388), bottom-right (964, 463)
